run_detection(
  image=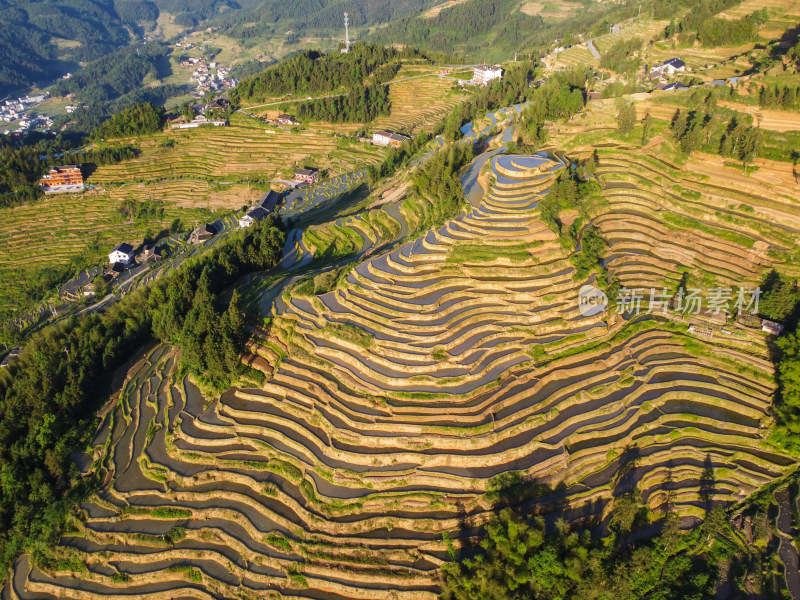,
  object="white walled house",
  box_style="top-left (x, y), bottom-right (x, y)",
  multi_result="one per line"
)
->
top-left (650, 58), bottom-right (686, 78)
top-left (109, 243), bottom-right (134, 265)
top-left (473, 65), bottom-right (503, 85)
top-left (372, 130), bottom-right (393, 146)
